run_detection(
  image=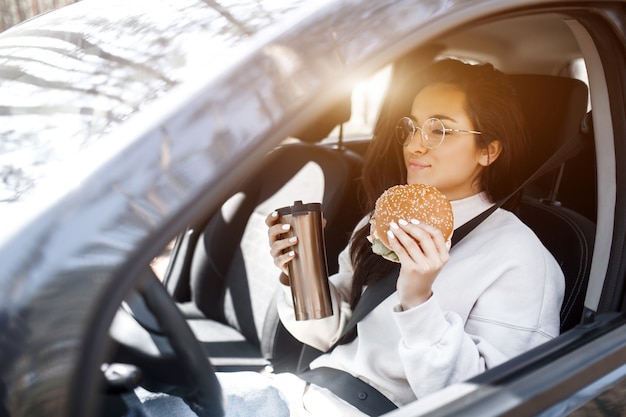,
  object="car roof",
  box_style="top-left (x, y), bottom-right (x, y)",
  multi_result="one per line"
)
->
top-left (439, 13), bottom-right (583, 73)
